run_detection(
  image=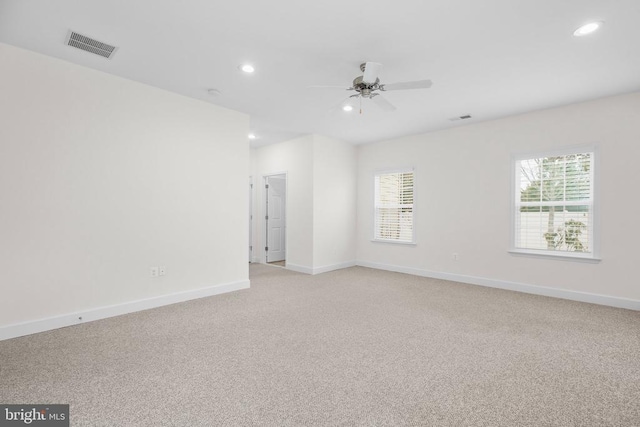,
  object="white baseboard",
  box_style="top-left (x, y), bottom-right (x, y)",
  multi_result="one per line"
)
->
top-left (356, 260), bottom-right (640, 311)
top-left (0, 279), bottom-right (250, 341)
top-left (284, 261), bottom-right (356, 275)
top-left (284, 263), bottom-right (313, 274)
top-left (312, 261), bottom-right (356, 275)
